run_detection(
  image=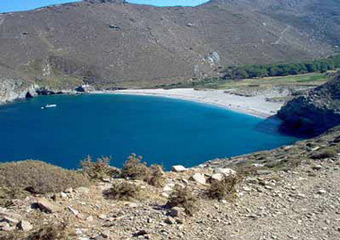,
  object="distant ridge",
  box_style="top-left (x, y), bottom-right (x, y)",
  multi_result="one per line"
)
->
top-left (0, 0), bottom-right (338, 94)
